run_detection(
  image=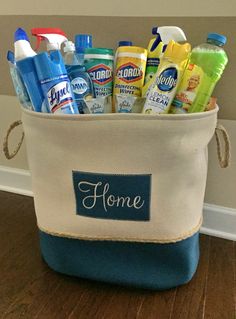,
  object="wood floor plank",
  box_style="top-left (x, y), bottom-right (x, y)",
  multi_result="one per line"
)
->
top-left (136, 289), bottom-right (177, 319)
top-left (204, 237), bottom-right (235, 319)
top-left (36, 279), bottom-right (115, 319)
top-left (86, 286), bottom-right (145, 319)
top-left (2, 269), bottom-right (61, 318)
top-left (170, 235), bottom-right (210, 319)
top-left (0, 192), bottom-right (49, 314)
